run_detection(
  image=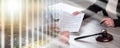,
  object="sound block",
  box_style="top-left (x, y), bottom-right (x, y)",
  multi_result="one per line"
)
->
top-left (96, 33), bottom-right (113, 42)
